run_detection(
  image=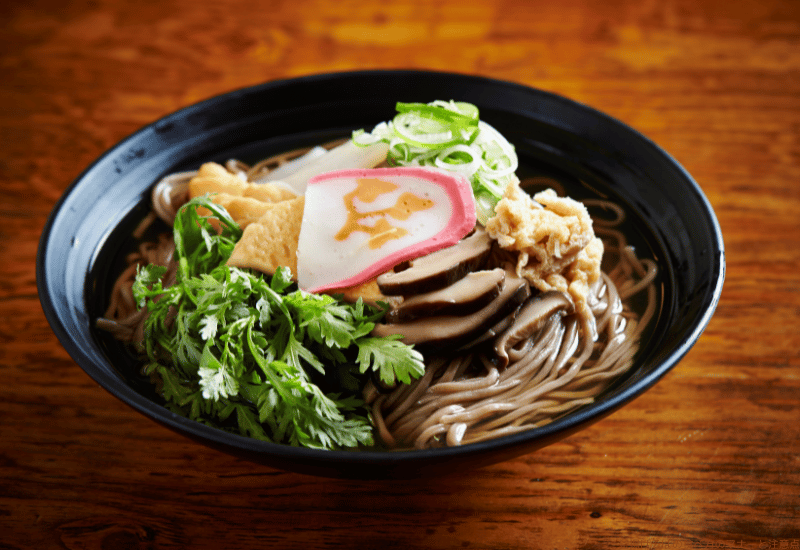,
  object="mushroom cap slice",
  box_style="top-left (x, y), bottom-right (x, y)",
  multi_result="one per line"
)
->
top-left (372, 266), bottom-right (530, 353)
top-left (493, 290), bottom-right (575, 367)
top-left (377, 228), bottom-right (492, 296)
top-left (384, 268), bottom-right (506, 323)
